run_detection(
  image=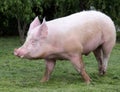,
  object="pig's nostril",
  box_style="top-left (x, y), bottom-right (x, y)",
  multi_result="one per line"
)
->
top-left (14, 48), bottom-right (18, 56)
top-left (14, 48), bottom-right (26, 58)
